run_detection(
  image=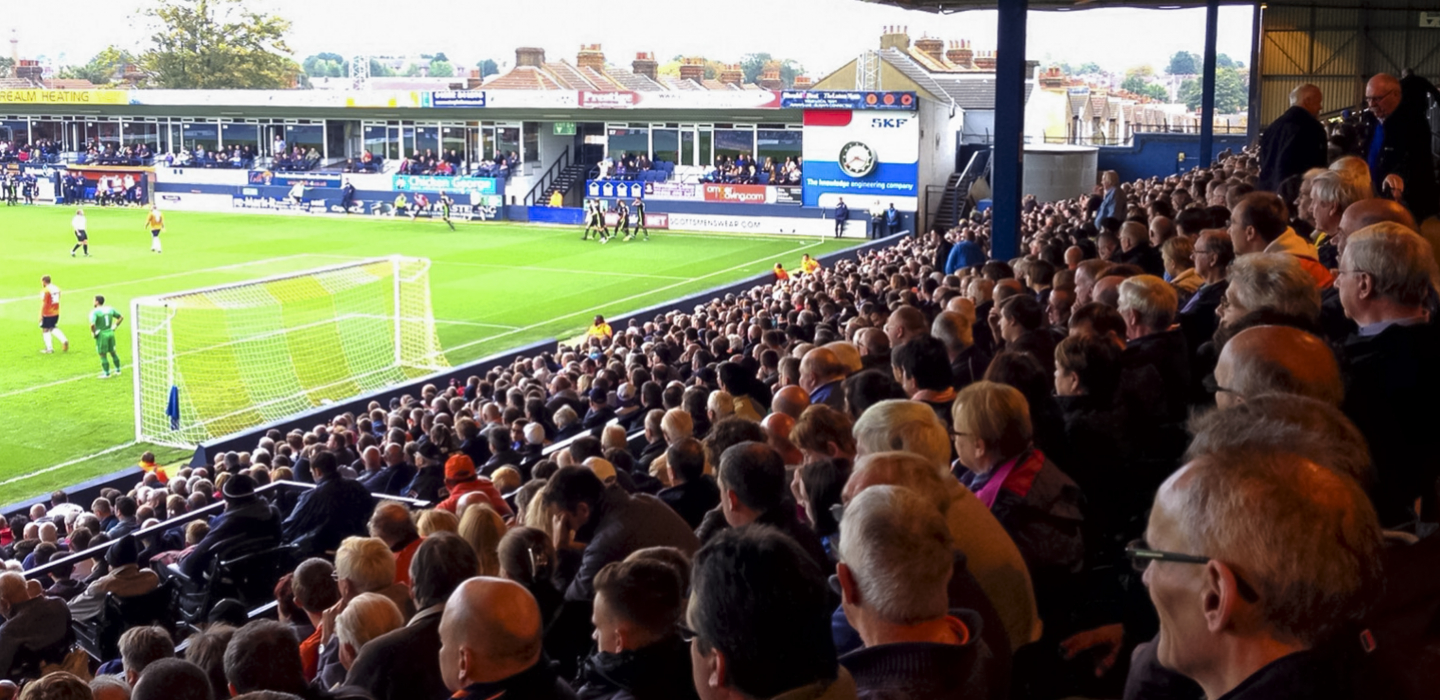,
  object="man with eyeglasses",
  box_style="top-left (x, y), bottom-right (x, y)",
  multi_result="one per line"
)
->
top-left (1361, 73), bottom-right (1438, 224)
top-left (1127, 448), bottom-right (1382, 700)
